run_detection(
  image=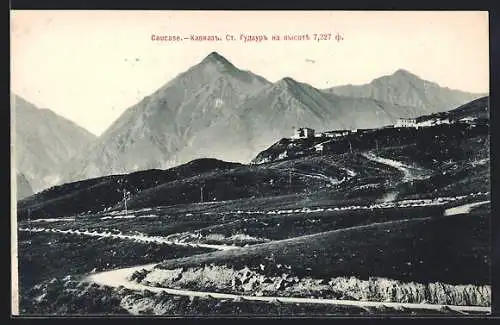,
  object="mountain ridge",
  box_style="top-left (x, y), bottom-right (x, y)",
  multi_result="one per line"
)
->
top-left (13, 94), bottom-right (97, 193)
top-left (62, 52), bottom-right (272, 183)
top-left (323, 68), bottom-right (485, 114)
top-left (18, 52), bottom-right (486, 187)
